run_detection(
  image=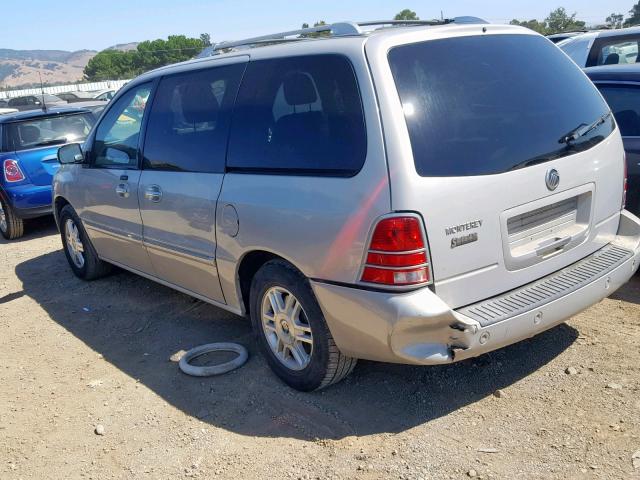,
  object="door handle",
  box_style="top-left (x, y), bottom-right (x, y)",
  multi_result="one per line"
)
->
top-left (535, 236), bottom-right (571, 257)
top-left (144, 185), bottom-right (163, 203)
top-left (115, 183), bottom-right (130, 198)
